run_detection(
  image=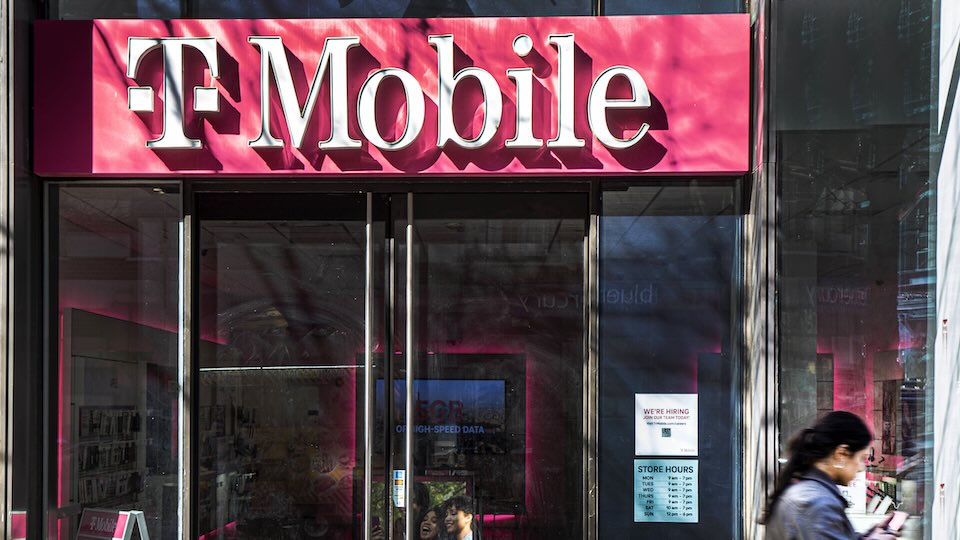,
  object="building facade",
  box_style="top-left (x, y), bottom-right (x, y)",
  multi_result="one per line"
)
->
top-left (1, 0), bottom-right (957, 539)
